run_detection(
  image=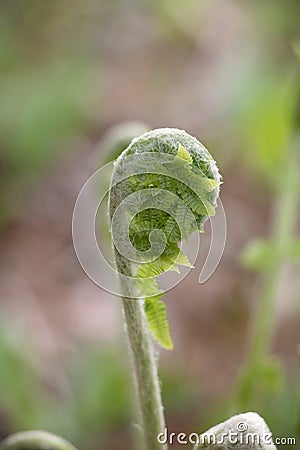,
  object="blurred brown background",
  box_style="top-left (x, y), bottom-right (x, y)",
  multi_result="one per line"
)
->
top-left (0, 1), bottom-right (300, 449)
